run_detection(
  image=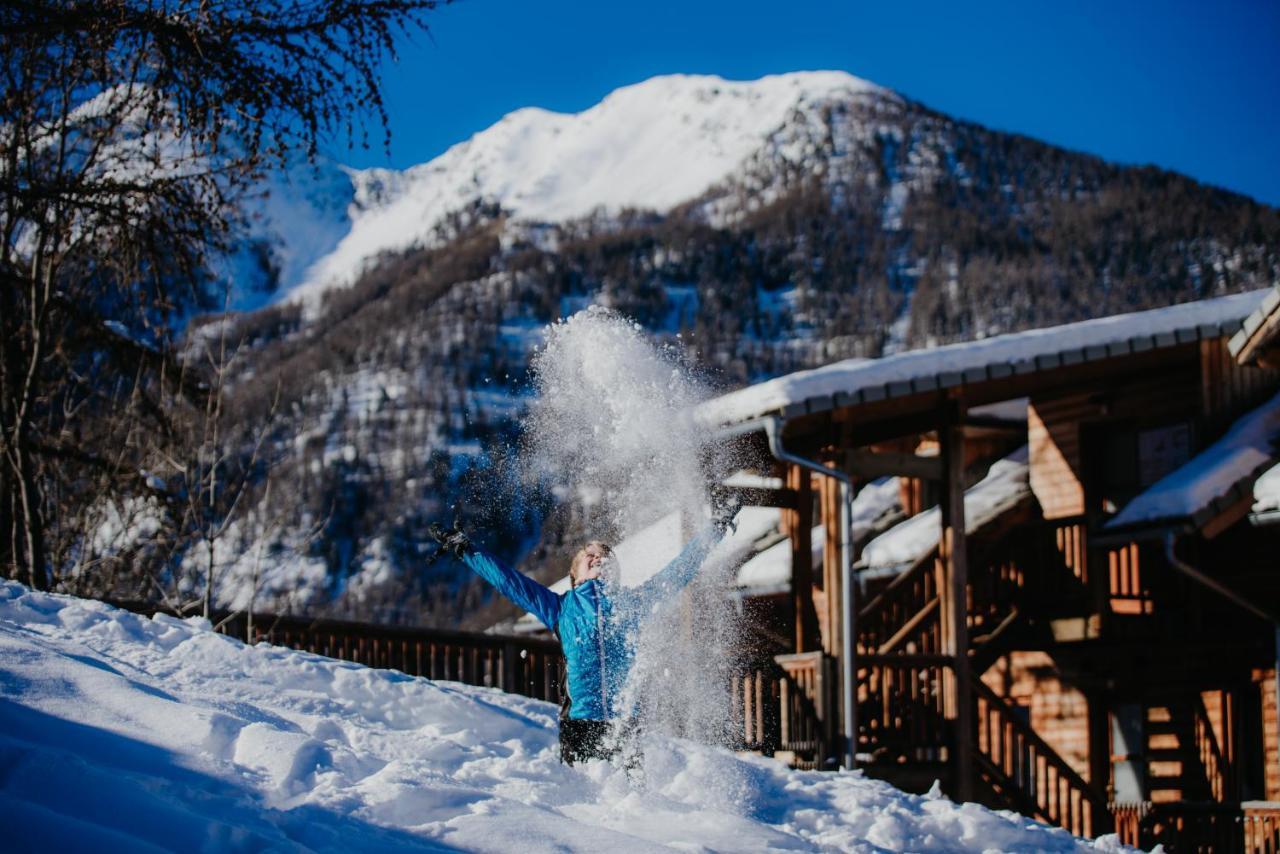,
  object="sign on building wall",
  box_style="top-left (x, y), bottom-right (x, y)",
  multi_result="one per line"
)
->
top-left (1137, 423), bottom-right (1193, 487)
